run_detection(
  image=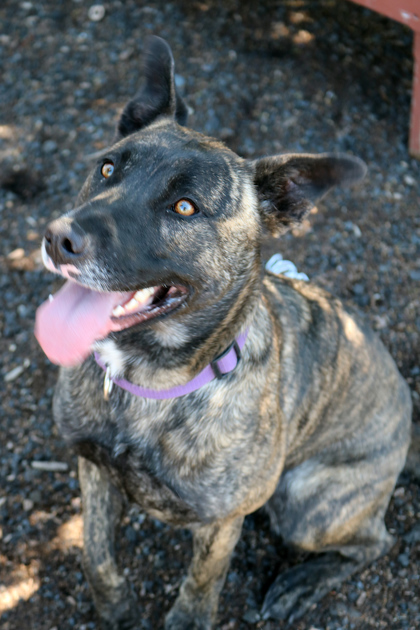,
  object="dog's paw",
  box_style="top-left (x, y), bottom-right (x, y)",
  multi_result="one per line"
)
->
top-left (165, 606), bottom-right (213, 630)
top-left (261, 567), bottom-right (316, 622)
top-left (261, 553), bottom-right (355, 623)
